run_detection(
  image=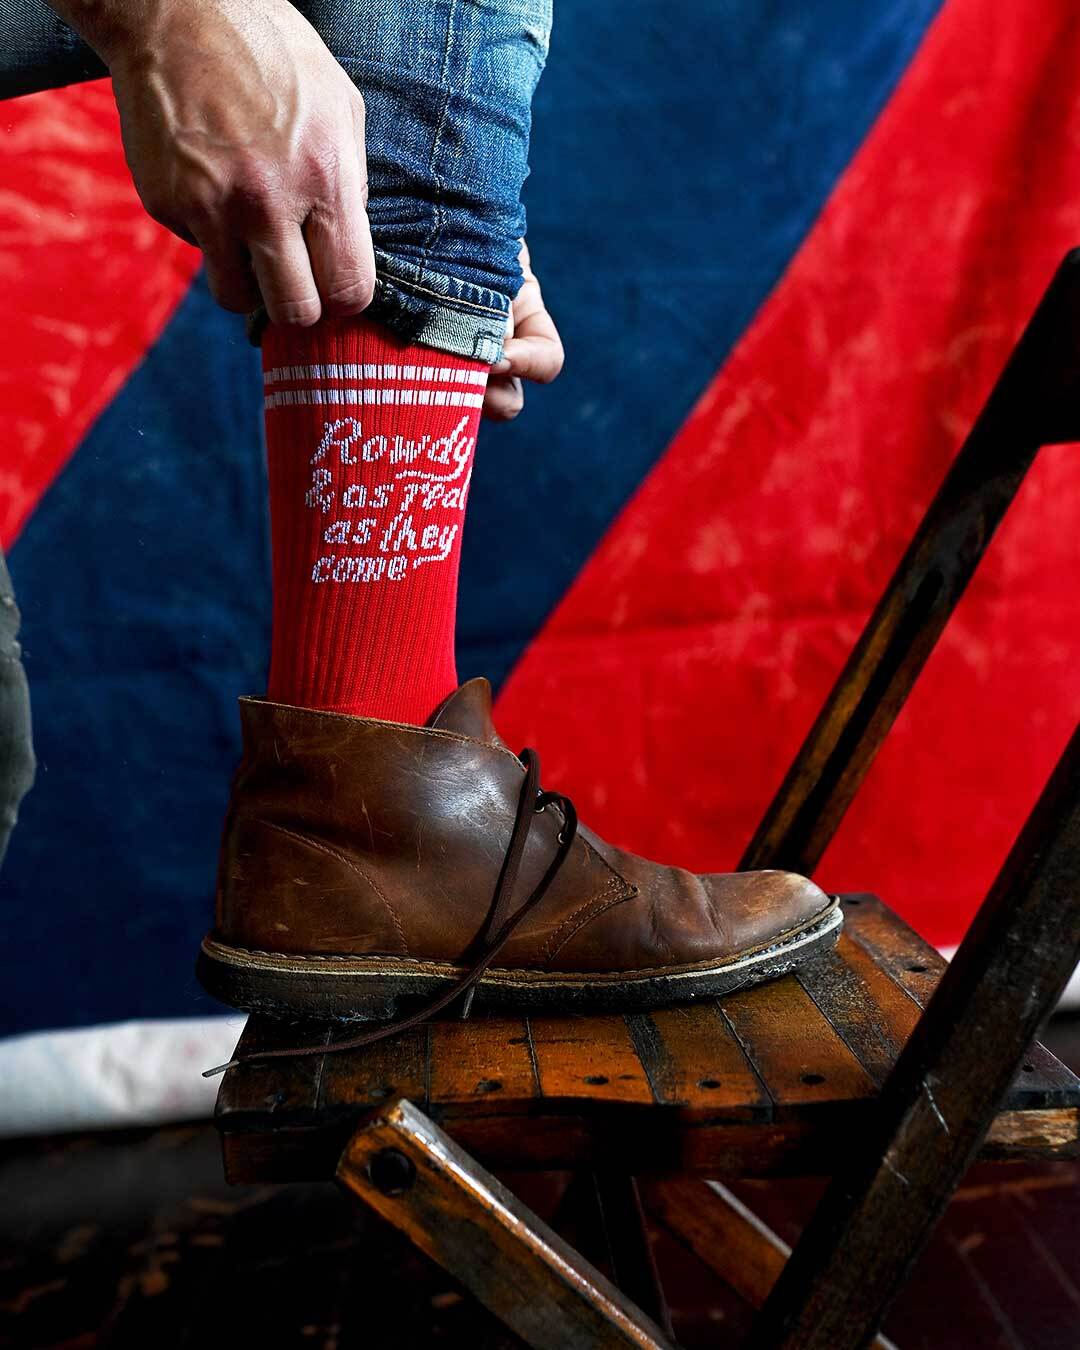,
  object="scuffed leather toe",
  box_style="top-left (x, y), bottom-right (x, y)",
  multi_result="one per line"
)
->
top-left (702, 869), bottom-right (832, 955)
